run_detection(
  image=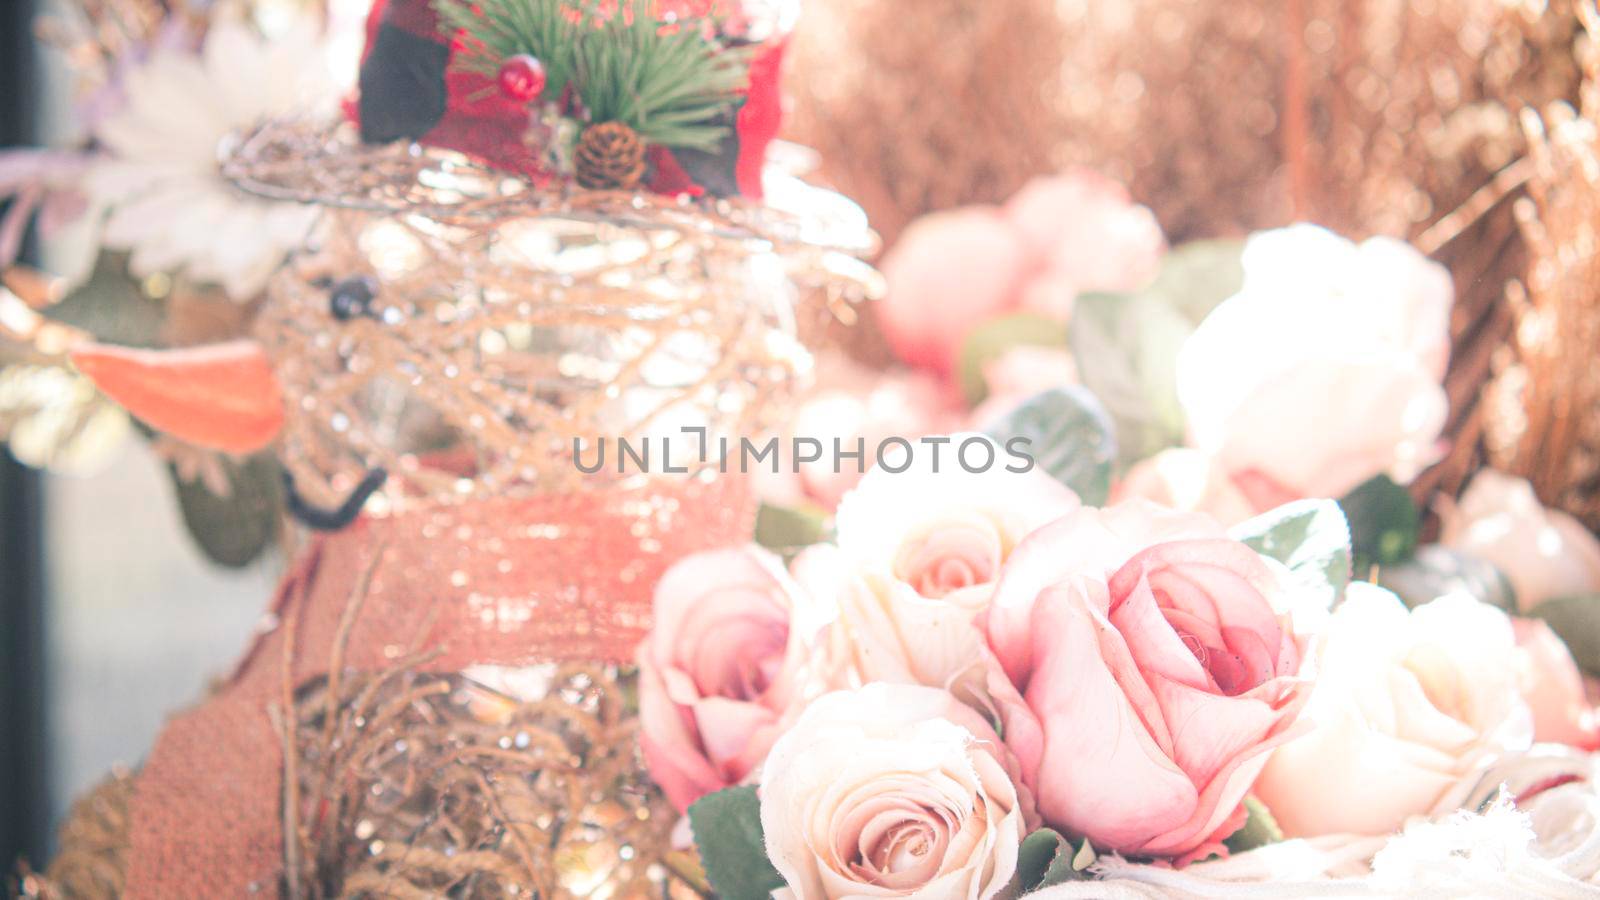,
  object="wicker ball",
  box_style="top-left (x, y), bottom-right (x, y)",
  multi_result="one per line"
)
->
top-left (1489, 55), bottom-right (1600, 530)
top-left (219, 122), bottom-right (879, 514)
